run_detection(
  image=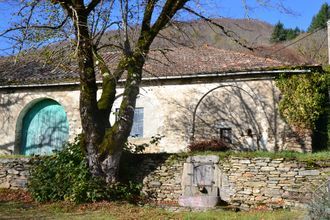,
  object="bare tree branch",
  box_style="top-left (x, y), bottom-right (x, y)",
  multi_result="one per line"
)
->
top-left (183, 6), bottom-right (254, 51)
